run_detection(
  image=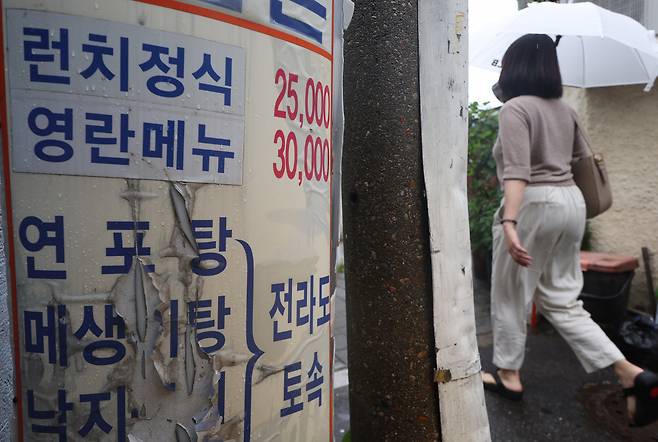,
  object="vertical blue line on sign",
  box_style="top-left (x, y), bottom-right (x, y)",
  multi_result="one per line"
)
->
top-left (237, 239), bottom-right (262, 441)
